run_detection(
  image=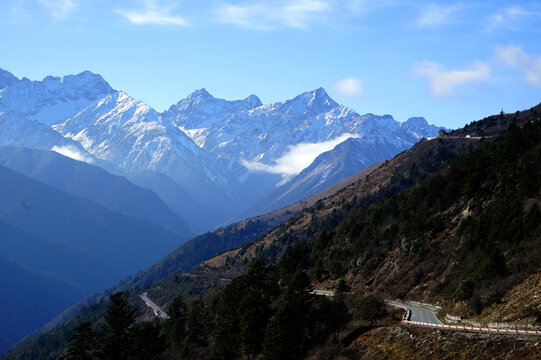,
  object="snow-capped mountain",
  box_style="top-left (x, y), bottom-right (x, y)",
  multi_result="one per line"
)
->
top-left (173, 88), bottom-right (440, 168)
top-left (166, 88), bottom-right (442, 223)
top-left (53, 91), bottom-right (243, 220)
top-left (179, 88), bottom-right (346, 162)
top-left (400, 116), bottom-right (440, 139)
top-left (0, 67), bottom-right (443, 232)
top-left (0, 70), bottom-right (114, 126)
top-left (166, 88), bottom-right (262, 132)
top-left (0, 68), bottom-right (19, 89)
